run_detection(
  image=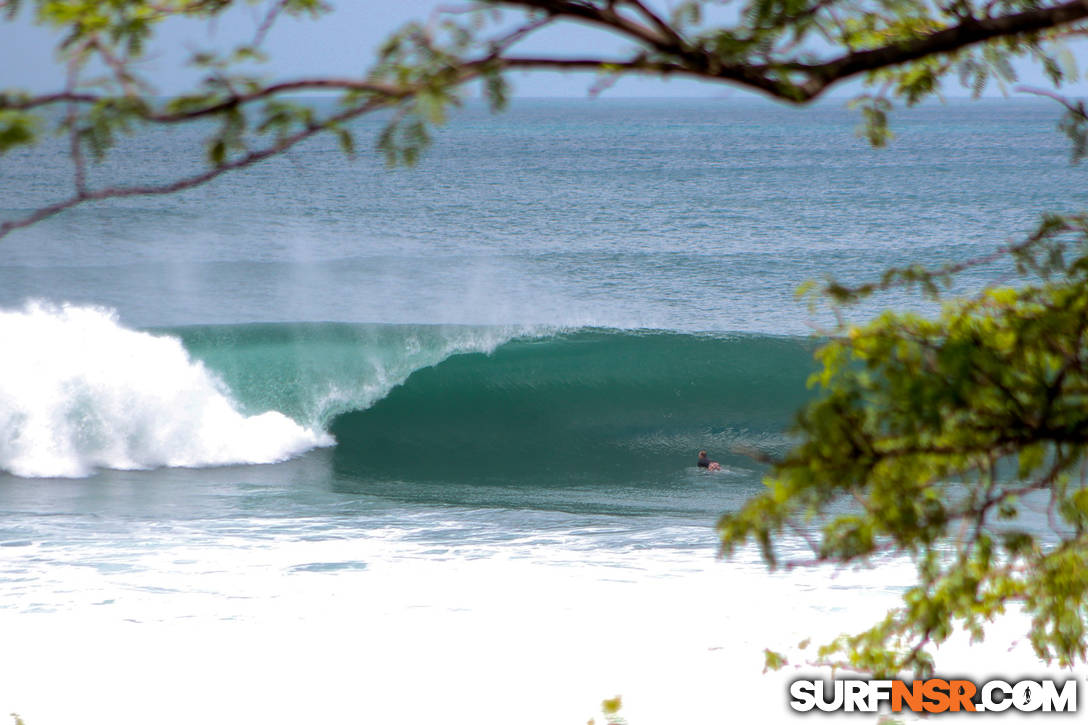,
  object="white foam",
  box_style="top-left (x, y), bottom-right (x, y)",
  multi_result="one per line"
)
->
top-left (0, 302), bottom-right (332, 477)
top-left (1, 526), bottom-right (1079, 725)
